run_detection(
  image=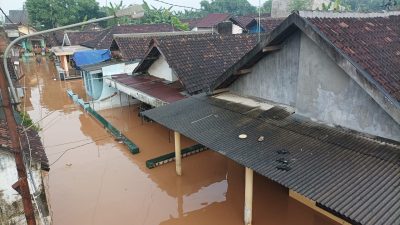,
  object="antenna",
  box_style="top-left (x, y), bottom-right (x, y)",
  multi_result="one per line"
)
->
top-left (258, 0), bottom-right (261, 42)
